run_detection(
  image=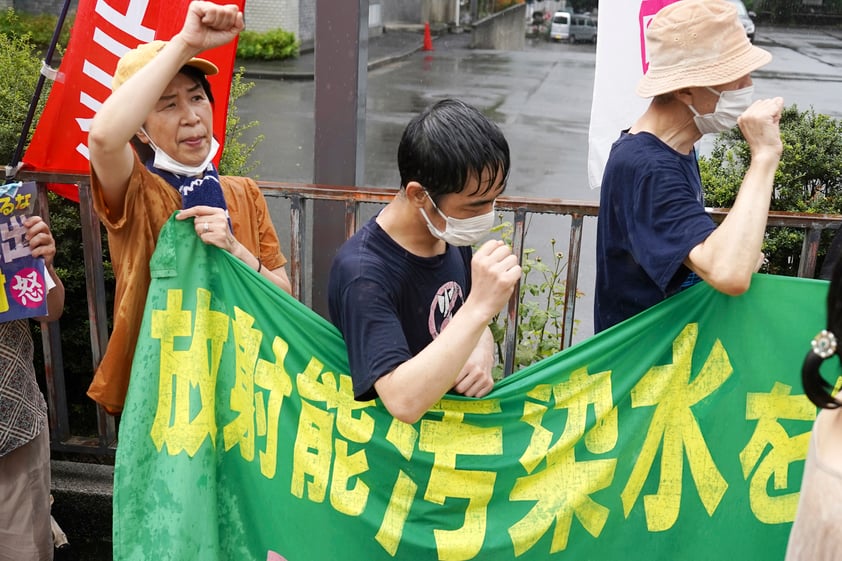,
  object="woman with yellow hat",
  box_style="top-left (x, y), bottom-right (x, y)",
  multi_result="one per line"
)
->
top-left (86, 1), bottom-right (291, 414)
